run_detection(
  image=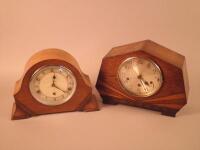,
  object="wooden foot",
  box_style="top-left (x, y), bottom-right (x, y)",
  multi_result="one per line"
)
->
top-left (11, 103), bottom-right (31, 120)
top-left (102, 96), bottom-right (119, 105)
top-left (82, 95), bottom-right (101, 112)
top-left (161, 109), bottom-right (177, 117)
